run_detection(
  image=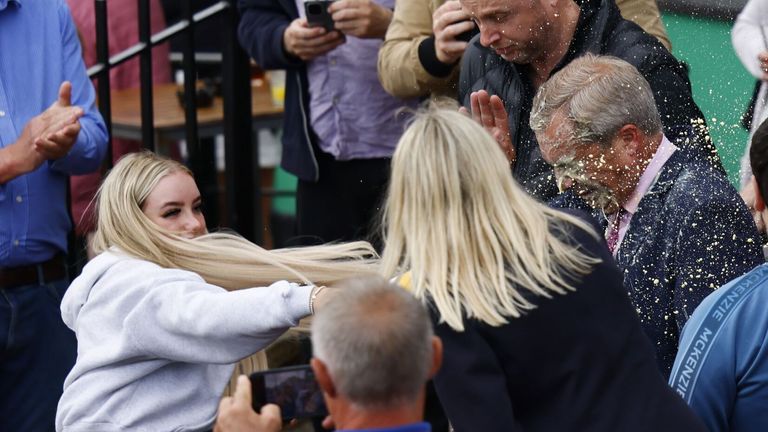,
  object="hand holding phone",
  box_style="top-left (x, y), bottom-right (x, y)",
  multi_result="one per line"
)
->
top-left (432, 0), bottom-right (476, 64)
top-left (283, 18), bottom-right (345, 61)
top-left (214, 376), bottom-right (282, 432)
top-left (250, 365), bottom-right (329, 421)
top-left (305, 0), bottom-right (336, 32)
